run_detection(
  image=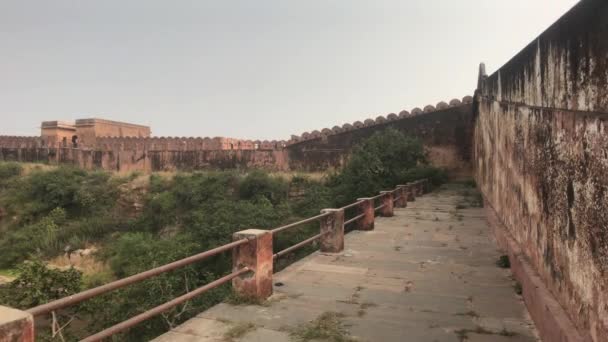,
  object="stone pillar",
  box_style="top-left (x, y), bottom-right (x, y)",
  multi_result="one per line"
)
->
top-left (407, 183), bottom-right (416, 201)
top-left (419, 179), bottom-right (426, 194)
top-left (320, 209), bottom-right (344, 253)
top-left (0, 306), bottom-right (34, 342)
top-left (417, 180), bottom-right (426, 195)
top-left (379, 191), bottom-right (394, 217)
top-left (356, 198), bottom-right (375, 231)
top-left (232, 229), bottom-right (273, 300)
top-left (396, 185), bottom-right (408, 208)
